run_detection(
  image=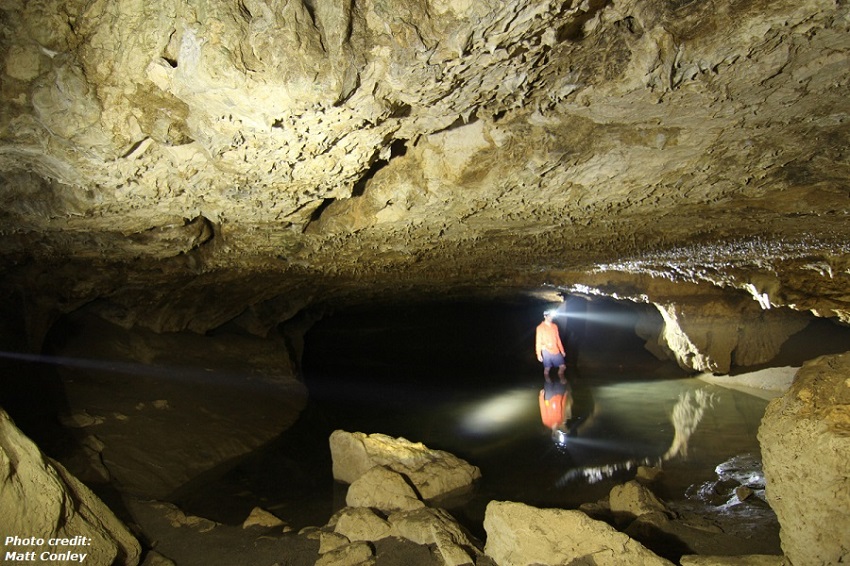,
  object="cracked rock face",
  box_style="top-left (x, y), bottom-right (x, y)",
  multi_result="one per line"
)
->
top-left (1, 0), bottom-right (849, 367)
